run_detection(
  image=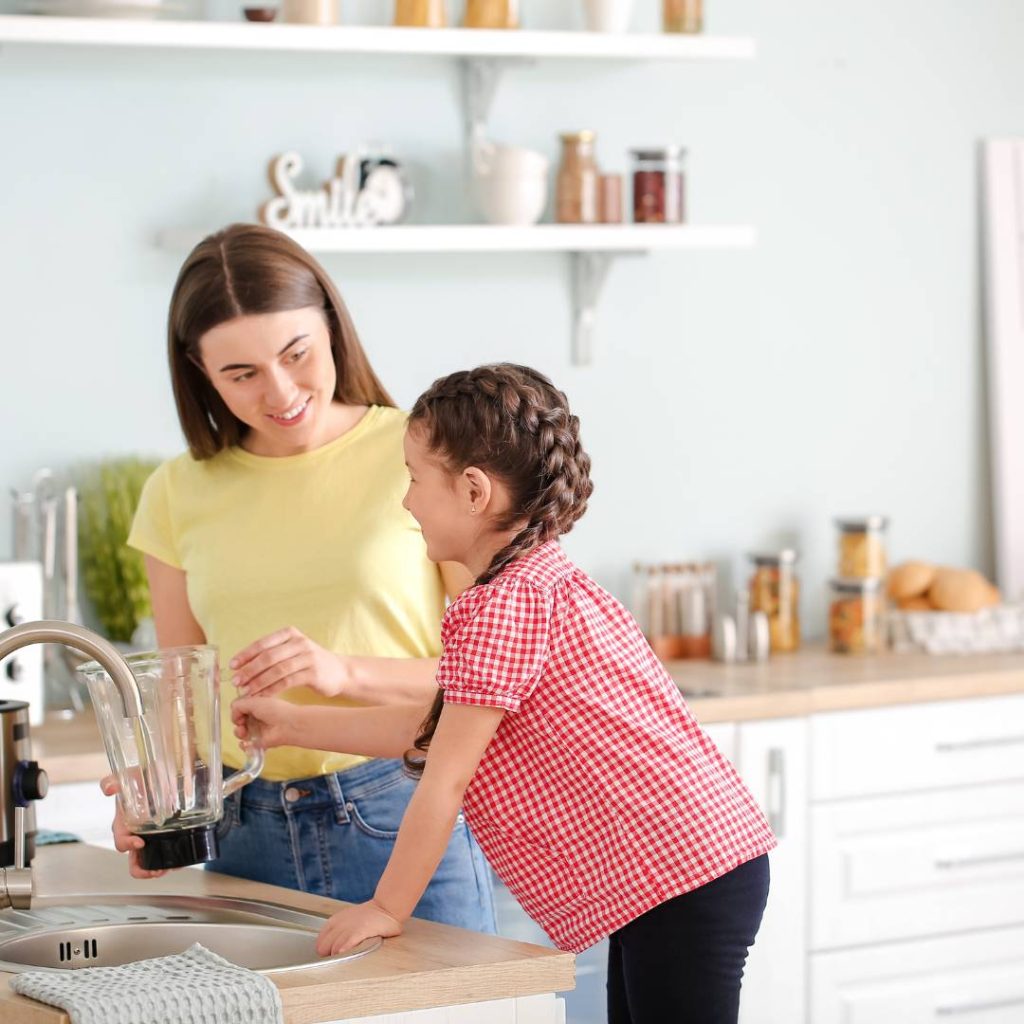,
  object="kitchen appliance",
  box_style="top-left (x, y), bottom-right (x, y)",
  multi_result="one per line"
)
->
top-left (0, 700), bottom-right (48, 870)
top-left (78, 643), bottom-right (264, 870)
top-left (0, 563), bottom-right (44, 724)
